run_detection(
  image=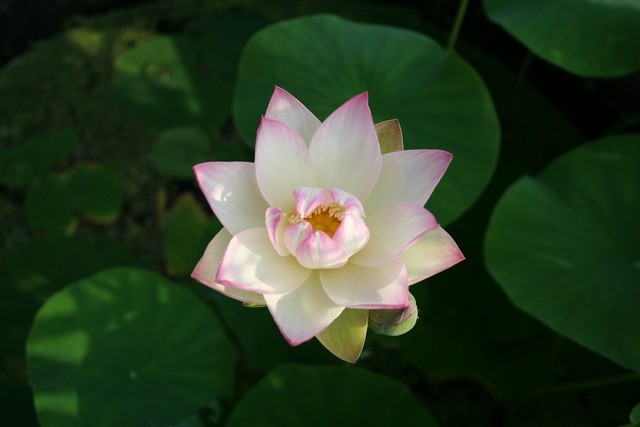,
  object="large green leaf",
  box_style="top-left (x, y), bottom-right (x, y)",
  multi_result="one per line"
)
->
top-left (67, 163), bottom-right (125, 223)
top-left (199, 10), bottom-right (268, 80)
top-left (485, 134), bottom-right (640, 370)
top-left (234, 14), bottom-right (500, 225)
top-left (27, 267), bottom-right (234, 427)
top-left (112, 35), bottom-right (229, 131)
top-left (0, 235), bottom-right (141, 303)
top-left (483, 0), bottom-right (640, 77)
top-left (150, 127), bottom-right (212, 179)
top-left (0, 129), bottom-right (78, 188)
top-left (631, 404), bottom-right (640, 424)
top-left (210, 293), bottom-right (334, 370)
top-left (161, 193), bottom-right (211, 276)
top-left (226, 365), bottom-right (439, 426)
top-left (24, 174), bottom-right (76, 234)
